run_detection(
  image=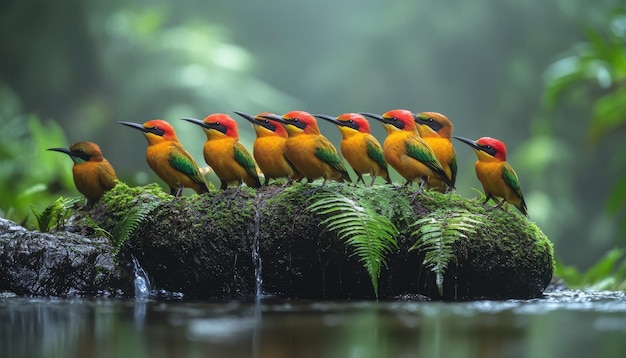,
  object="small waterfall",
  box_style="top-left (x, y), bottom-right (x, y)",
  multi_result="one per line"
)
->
top-left (132, 256), bottom-right (152, 300)
top-left (252, 194), bottom-right (263, 298)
